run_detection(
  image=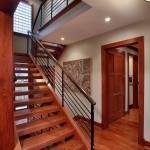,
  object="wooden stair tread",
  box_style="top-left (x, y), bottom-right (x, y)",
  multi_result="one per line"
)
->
top-left (14, 82), bottom-right (46, 87)
top-left (20, 124), bottom-right (75, 150)
top-left (51, 136), bottom-right (84, 150)
top-left (14, 63), bottom-right (35, 68)
top-left (37, 50), bottom-right (58, 54)
top-left (14, 89), bottom-right (50, 96)
top-left (14, 96), bottom-right (55, 107)
top-left (14, 70), bottom-right (39, 73)
top-left (14, 60), bottom-right (32, 64)
top-left (14, 60), bottom-right (31, 63)
top-left (16, 76), bottom-right (43, 79)
top-left (17, 113), bottom-right (67, 136)
top-left (14, 52), bottom-right (29, 57)
top-left (14, 104), bottom-right (60, 120)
